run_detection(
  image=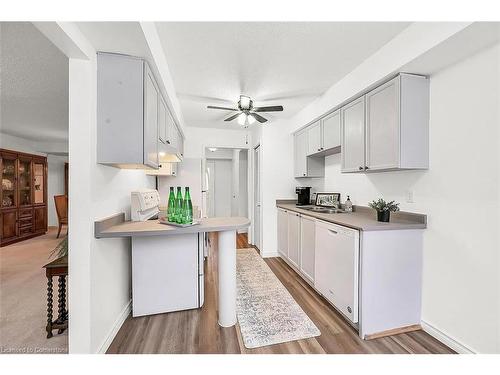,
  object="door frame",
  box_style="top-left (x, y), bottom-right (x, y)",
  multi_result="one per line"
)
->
top-left (252, 144), bottom-right (262, 251)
